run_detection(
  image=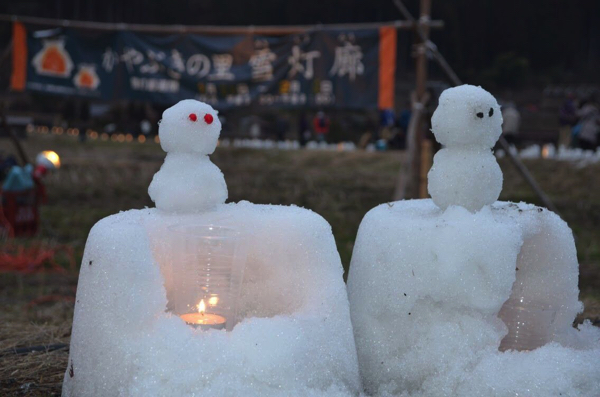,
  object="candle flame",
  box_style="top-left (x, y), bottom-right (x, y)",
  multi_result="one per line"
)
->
top-left (197, 299), bottom-right (206, 315)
